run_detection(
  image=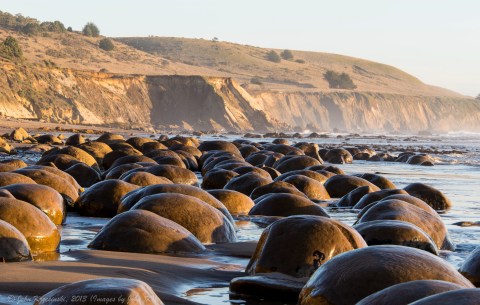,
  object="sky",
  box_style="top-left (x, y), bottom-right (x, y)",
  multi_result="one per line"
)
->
top-left (2, 0), bottom-right (479, 97)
